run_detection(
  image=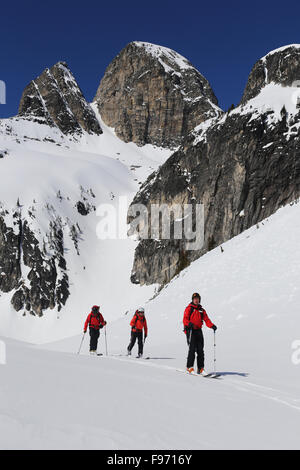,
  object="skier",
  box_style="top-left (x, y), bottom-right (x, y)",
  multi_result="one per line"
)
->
top-left (127, 307), bottom-right (148, 358)
top-left (84, 305), bottom-right (107, 355)
top-left (183, 293), bottom-right (217, 375)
